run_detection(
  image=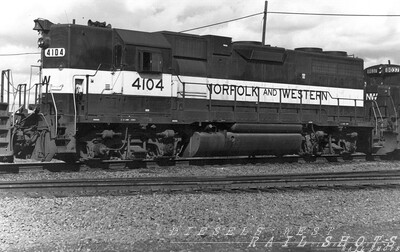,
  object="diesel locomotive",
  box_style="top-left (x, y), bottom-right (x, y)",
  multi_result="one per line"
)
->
top-left (0, 18), bottom-right (396, 163)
